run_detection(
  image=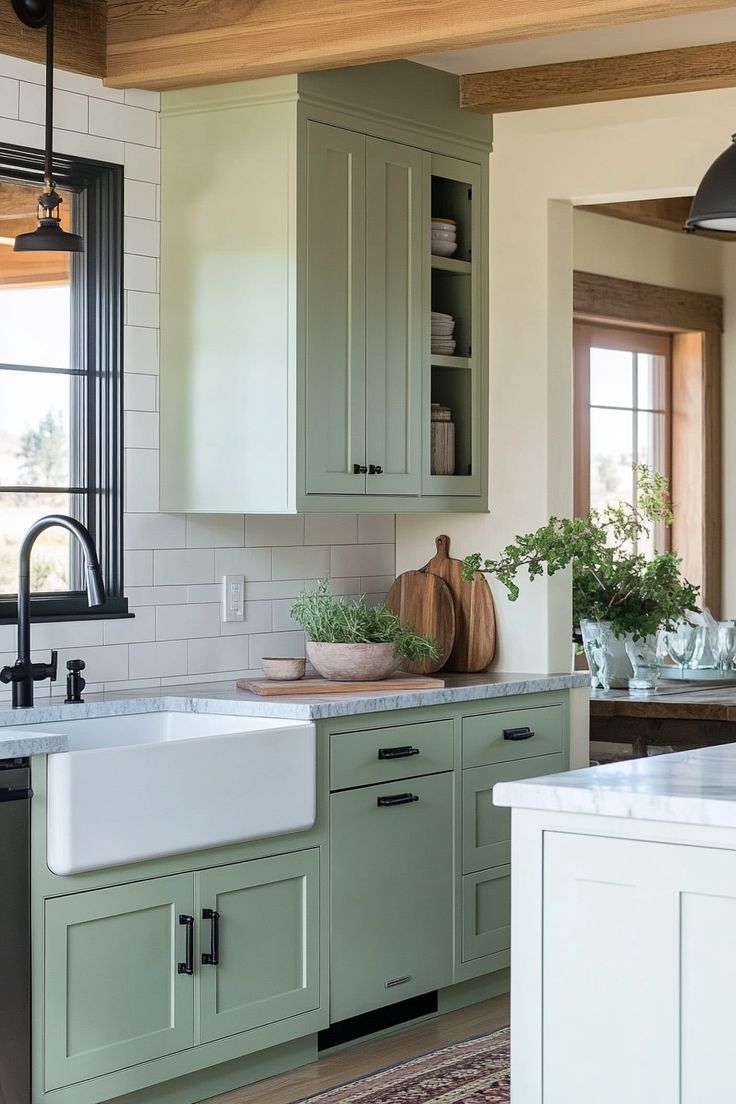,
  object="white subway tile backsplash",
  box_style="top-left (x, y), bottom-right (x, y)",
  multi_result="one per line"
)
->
top-left (20, 83), bottom-right (87, 131)
top-left (125, 449), bottom-right (159, 512)
top-left (90, 98), bottom-right (157, 146)
top-left (304, 513), bottom-right (358, 546)
top-left (360, 575), bottom-right (394, 595)
top-left (31, 620), bottom-right (103, 651)
top-left (246, 580), bottom-right (305, 601)
top-left (156, 603), bottom-right (221, 641)
top-left (124, 254), bottom-right (158, 293)
top-left (125, 585), bottom-right (188, 606)
top-left (55, 129), bottom-right (125, 165)
top-left (125, 411), bottom-right (159, 449)
top-left (126, 290), bottom-right (159, 327)
top-left (125, 512), bottom-right (186, 550)
top-left (50, 645), bottom-right (129, 686)
top-left (125, 217), bottom-right (160, 258)
top-left (124, 179), bottom-right (157, 221)
top-left (244, 515), bottom-right (304, 547)
top-left (0, 75), bottom-right (19, 118)
top-left (125, 373), bottom-right (157, 412)
top-left (187, 515), bottom-right (245, 549)
top-left (0, 116), bottom-right (43, 148)
top-left (272, 599), bottom-right (298, 633)
top-left (186, 584), bottom-right (222, 603)
top-left (249, 631), bottom-right (305, 669)
top-left (214, 547), bottom-right (272, 581)
top-left (129, 640), bottom-right (187, 680)
top-left (154, 549), bottom-right (215, 586)
top-left (188, 635), bottom-right (250, 675)
top-left (272, 545), bottom-right (329, 581)
top-left (55, 70), bottom-right (125, 102)
top-left (124, 549), bottom-right (153, 586)
top-left (331, 544), bottom-right (395, 579)
top-left (124, 325), bottom-right (159, 374)
top-left (358, 513), bottom-right (395, 544)
top-left (220, 600), bottom-right (272, 637)
top-left (124, 142), bottom-right (160, 183)
top-left (124, 89), bottom-right (161, 112)
top-left (103, 607), bottom-right (156, 645)
top-left (0, 54), bottom-right (44, 84)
